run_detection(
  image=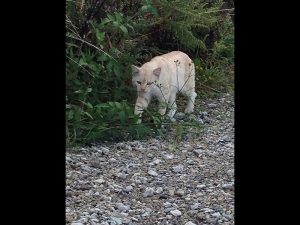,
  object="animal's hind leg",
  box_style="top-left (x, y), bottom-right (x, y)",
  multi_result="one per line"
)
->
top-left (183, 62), bottom-right (197, 114)
top-left (184, 90), bottom-right (197, 114)
top-left (167, 92), bottom-right (177, 119)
